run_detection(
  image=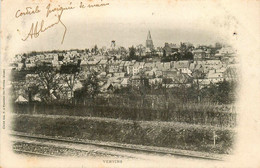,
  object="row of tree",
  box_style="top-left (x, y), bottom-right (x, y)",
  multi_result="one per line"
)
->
top-left (113, 79), bottom-right (236, 104)
top-left (12, 63), bottom-right (99, 103)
